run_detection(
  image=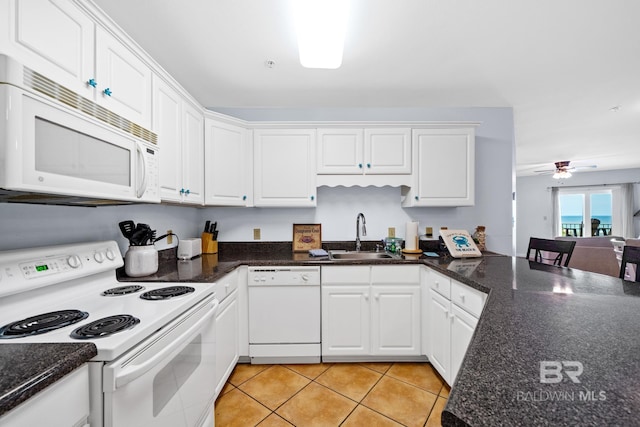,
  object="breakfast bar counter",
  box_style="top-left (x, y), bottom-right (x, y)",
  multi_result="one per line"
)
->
top-left (117, 242), bottom-right (640, 426)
